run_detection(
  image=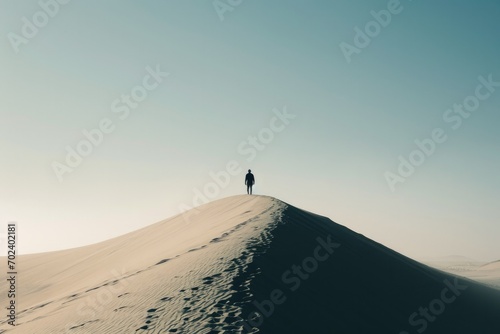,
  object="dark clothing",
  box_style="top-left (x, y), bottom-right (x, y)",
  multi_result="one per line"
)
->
top-left (245, 172), bottom-right (255, 194)
top-left (245, 173), bottom-right (255, 185)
